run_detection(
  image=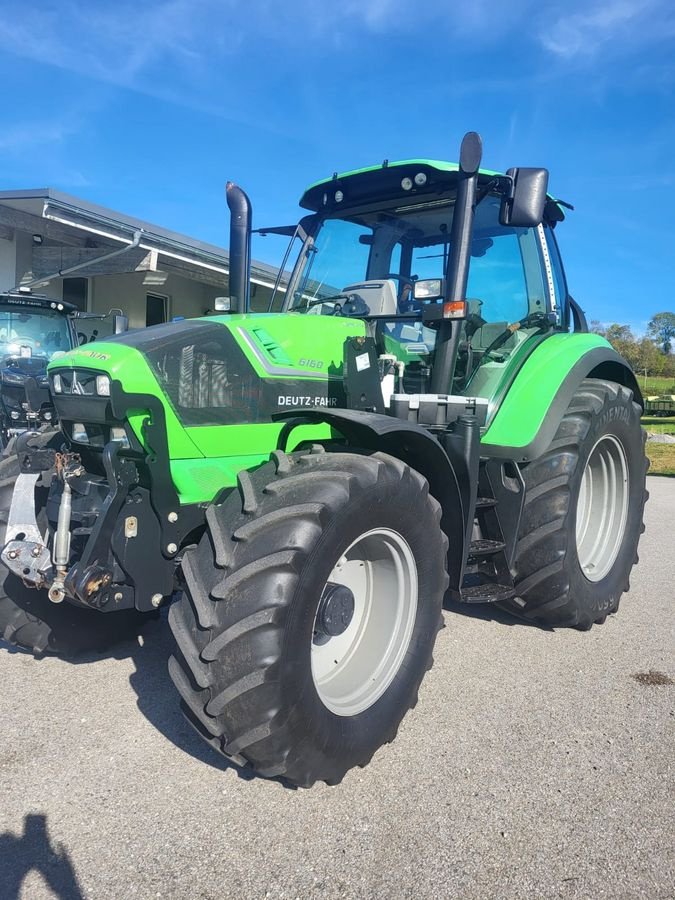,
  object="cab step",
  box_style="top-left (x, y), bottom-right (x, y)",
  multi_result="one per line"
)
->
top-left (475, 496), bottom-right (497, 510)
top-left (459, 582), bottom-right (516, 604)
top-left (467, 538), bottom-right (505, 560)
